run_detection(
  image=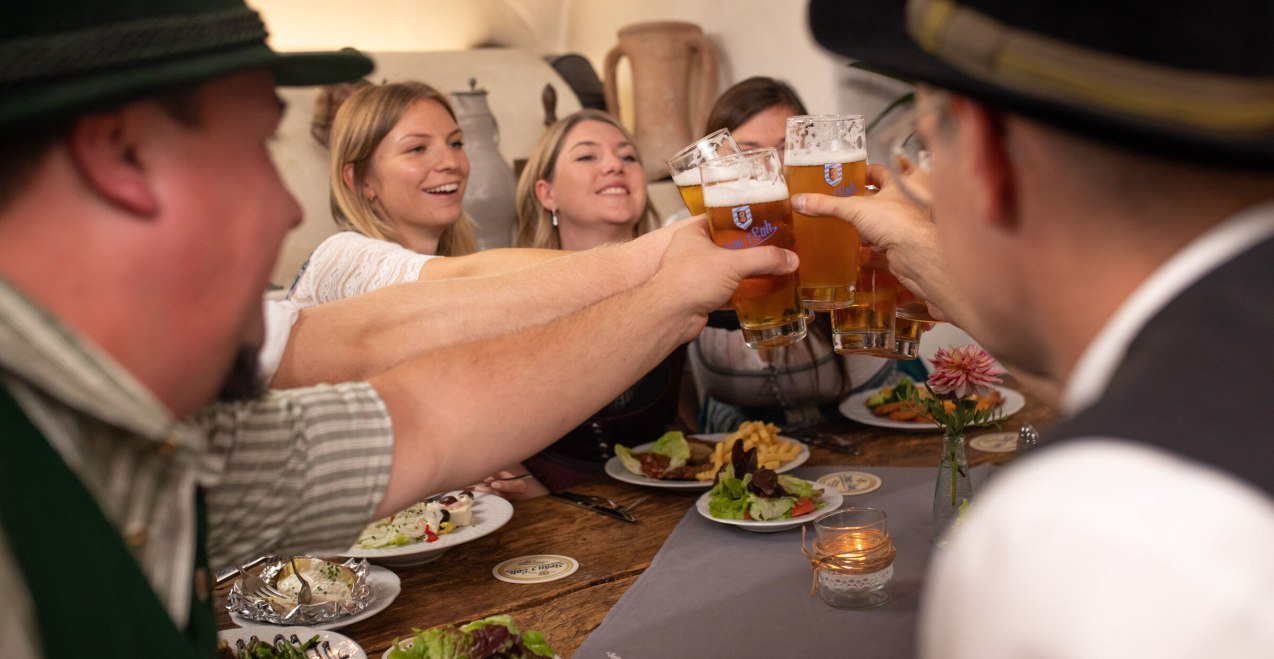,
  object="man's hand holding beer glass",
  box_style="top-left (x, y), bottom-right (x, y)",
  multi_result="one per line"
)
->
top-left (699, 148), bottom-right (808, 349)
top-left (792, 164), bottom-right (964, 328)
top-left (652, 217), bottom-right (801, 344)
